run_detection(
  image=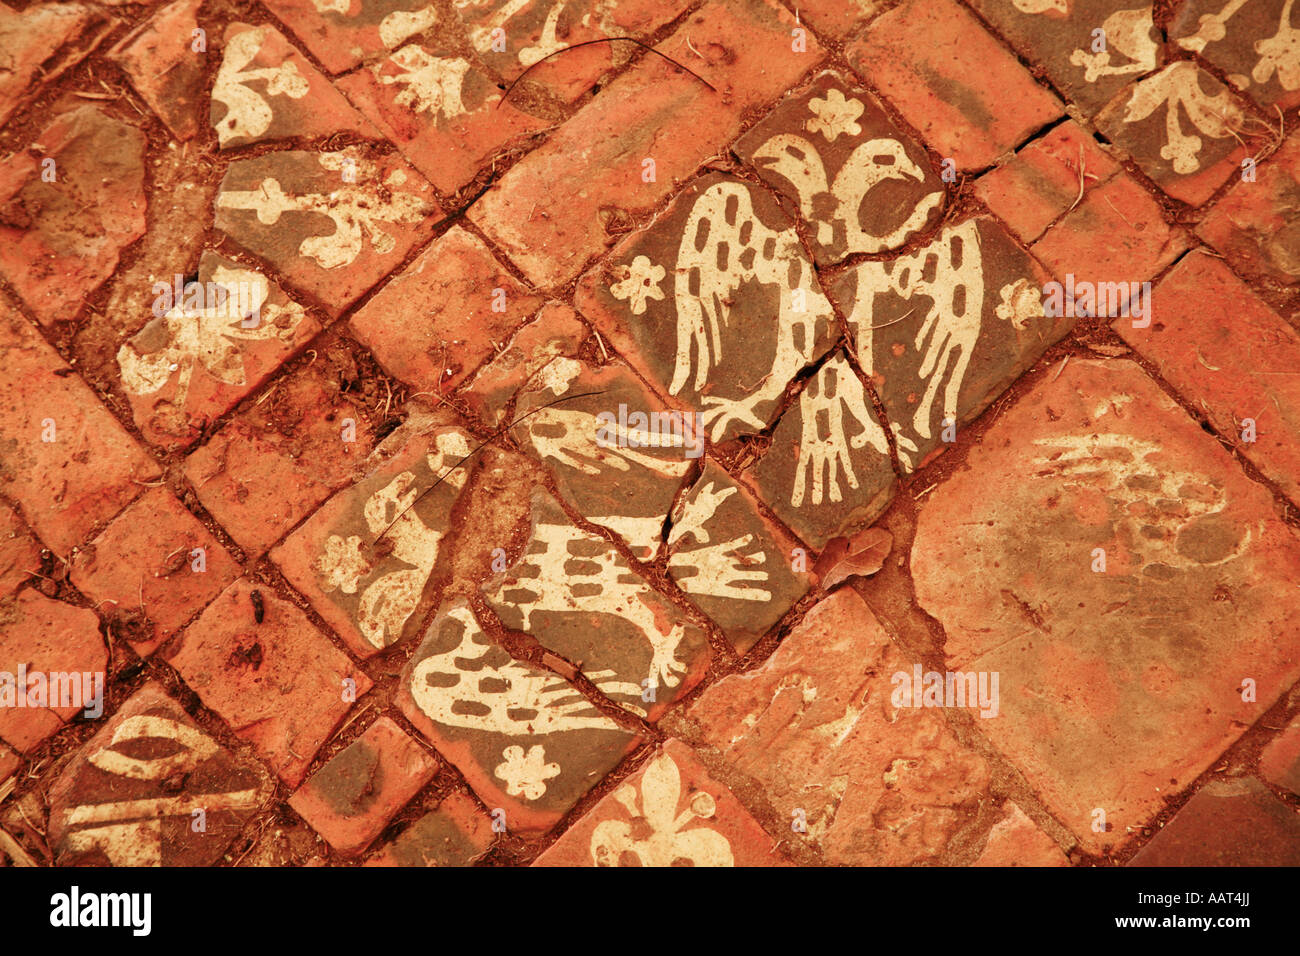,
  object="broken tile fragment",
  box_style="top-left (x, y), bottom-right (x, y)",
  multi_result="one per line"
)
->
top-left (483, 489), bottom-right (711, 721)
top-left (47, 683), bottom-right (271, 866)
top-left (667, 460), bottom-right (811, 652)
top-left (0, 3), bottom-right (113, 126)
top-left (1259, 716), bottom-right (1300, 797)
top-left (364, 789), bottom-right (496, 866)
top-left (1130, 777), bottom-right (1300, 865)
top-left (0, 106), bottom-right (146, 325)
top-left (260, 0), bottom-right (441, 74)
top-left (971, 803), bottom-right (1070, 867)
top-left (1170, 0), bottom-right (1300, 110)
top-left (397, 600), bottom-right (641, 835)
top-left (109, 0), bottom-right (206, 141)
top-left (117, 250), bottom-right (320, 450)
